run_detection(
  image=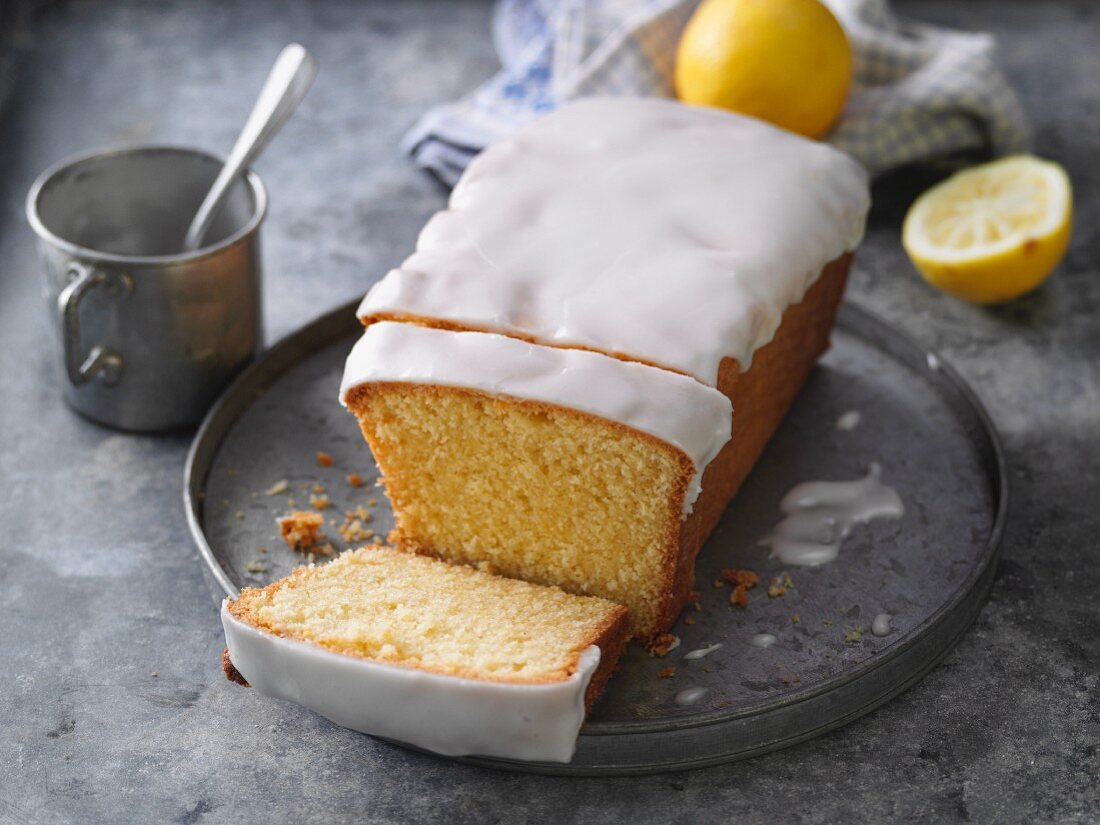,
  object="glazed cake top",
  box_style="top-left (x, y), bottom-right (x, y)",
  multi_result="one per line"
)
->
top-left (357, 97), bottom-right (870, 385)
